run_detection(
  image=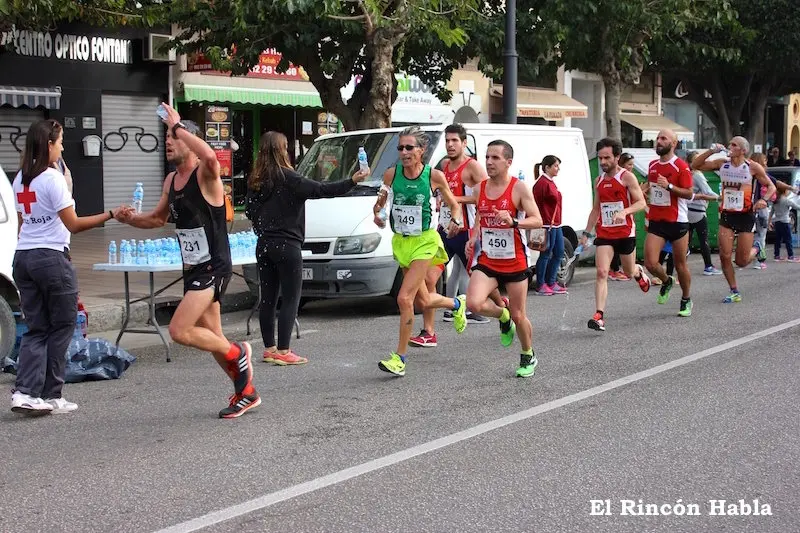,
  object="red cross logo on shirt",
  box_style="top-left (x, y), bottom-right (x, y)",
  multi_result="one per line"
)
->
top-left (17, 185), bottom-right (37, 214)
